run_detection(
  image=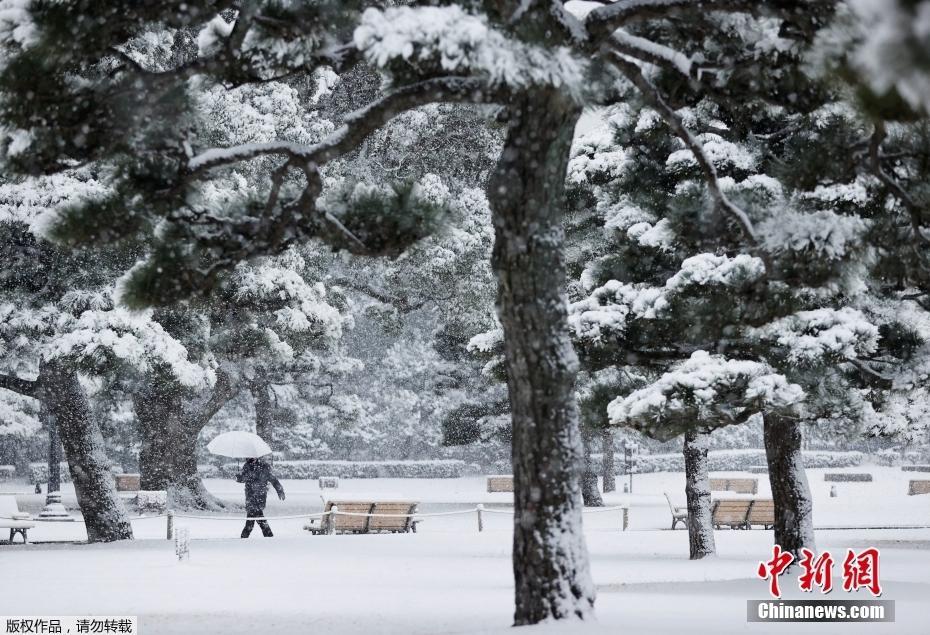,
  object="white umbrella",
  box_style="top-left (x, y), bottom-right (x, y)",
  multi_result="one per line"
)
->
top-left (207, 431), bottom-right (272, 459)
